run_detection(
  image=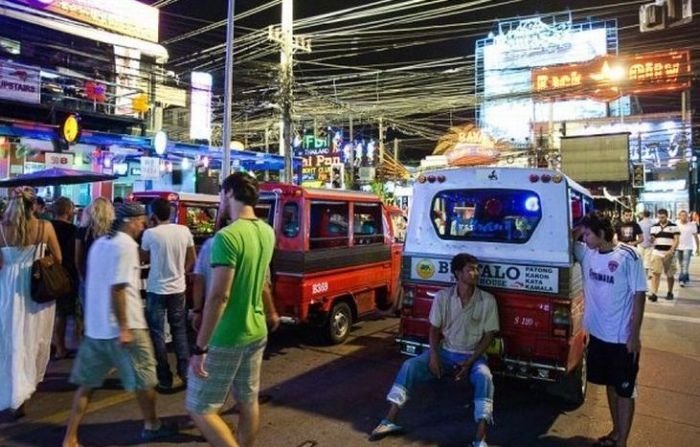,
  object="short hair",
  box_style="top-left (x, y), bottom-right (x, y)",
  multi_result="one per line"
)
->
top-left (221, 172), bottom-right (259, 207)
top-left (150, 198), bottom-right (172, 221)
top-left (580, 211), bottom-right (615, 242)
top-left (642, 210), bottom-right (651, 218)
top-left (451, 253), bottom-right (479, 274)
top-left (35, 196), bottom-right (45, 207)
top-left (657, 208), bottom-right (668, 217)
top-left (113, 197), bottom-right (124, 204)
top-left (622, 209), bottom-right (633, 214)
top-left (53, 197), bottom-right (73, 217)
